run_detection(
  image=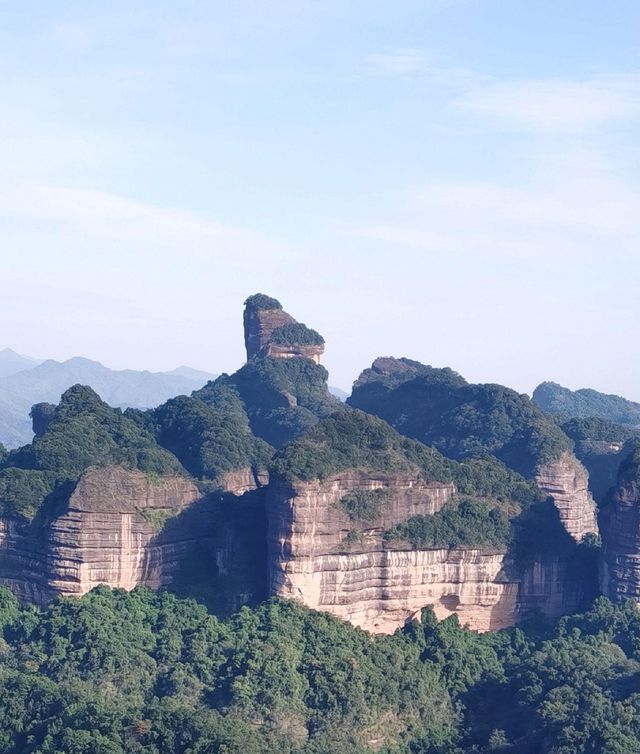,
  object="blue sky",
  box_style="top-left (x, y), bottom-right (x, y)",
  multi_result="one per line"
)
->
top-left (0, 1), bottom-right (638, 397)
